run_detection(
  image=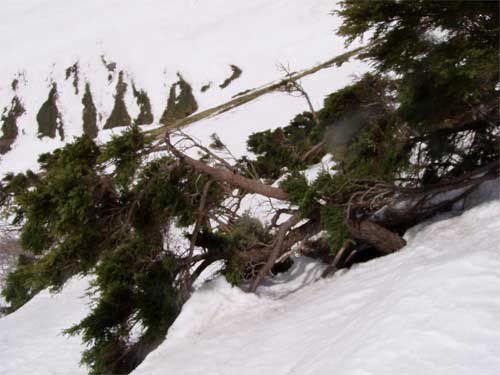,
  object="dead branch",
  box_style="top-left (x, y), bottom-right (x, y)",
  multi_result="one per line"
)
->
top-left (300, 141), bottom-right (325, 162)
top-left (165, 133), bottom-right (289, 201)
top-left (250, 212), bottom-right (301, 292)
top-left (269, 208), bottom-right (295, 229)
top-left (180, 179), bottom-right (213, 299)
top-left (277, 63), bottom-right (320, 126)
top-left (321, 240), bottom-right (352, 278)
top-left (171, 130), bottom-right (238, 173)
